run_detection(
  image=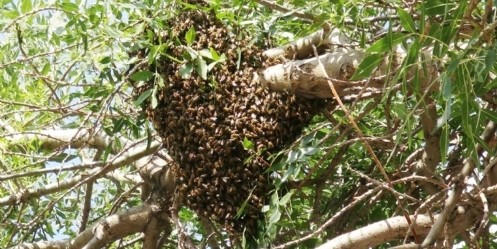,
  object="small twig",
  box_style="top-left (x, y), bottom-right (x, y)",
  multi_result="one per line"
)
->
top-left (347, 167), bottom-right (421, 204)
top-left (0, 161), bottom-right (103, 181)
